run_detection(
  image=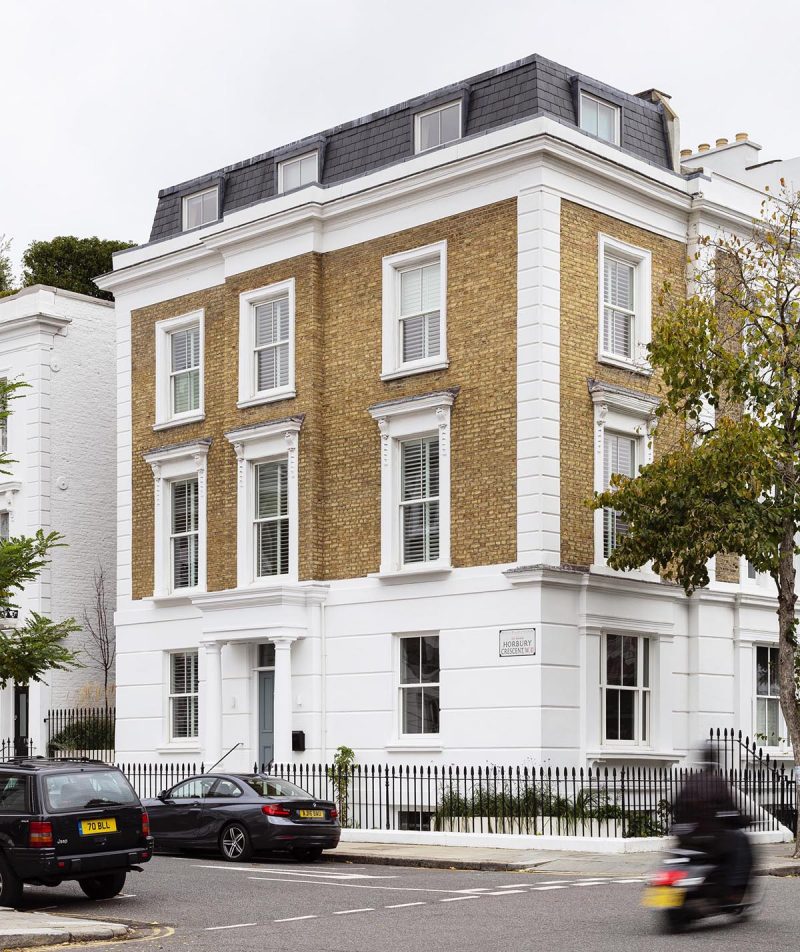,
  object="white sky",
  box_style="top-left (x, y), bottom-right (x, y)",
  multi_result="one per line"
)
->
top-left (2, 0), bottom-right (799, 278)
